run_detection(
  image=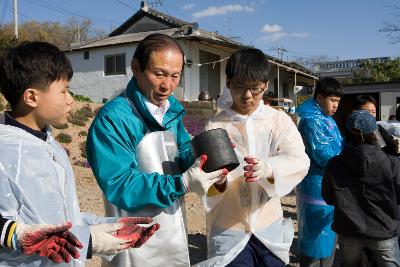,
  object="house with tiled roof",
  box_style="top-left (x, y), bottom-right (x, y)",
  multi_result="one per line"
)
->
top-left (65, 1), bottom-right (317, 103)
